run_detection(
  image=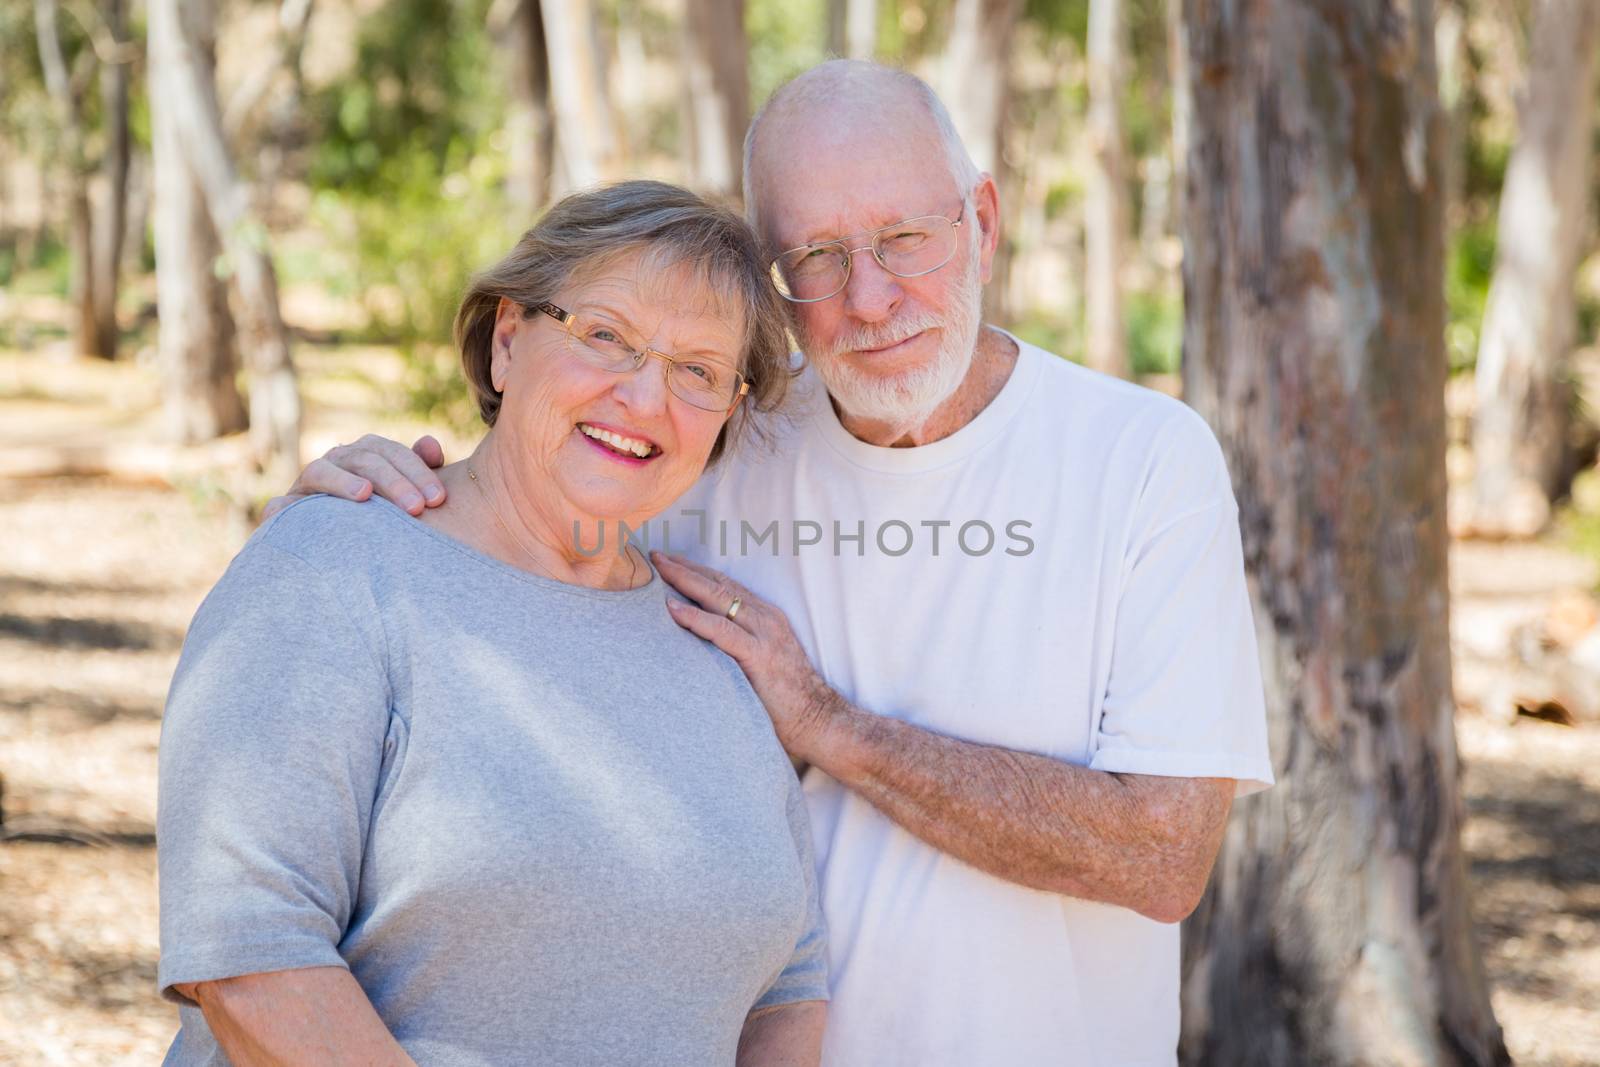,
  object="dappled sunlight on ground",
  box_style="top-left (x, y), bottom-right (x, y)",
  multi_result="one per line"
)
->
top-left (2, 347), bottom-right (1597, 1064)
